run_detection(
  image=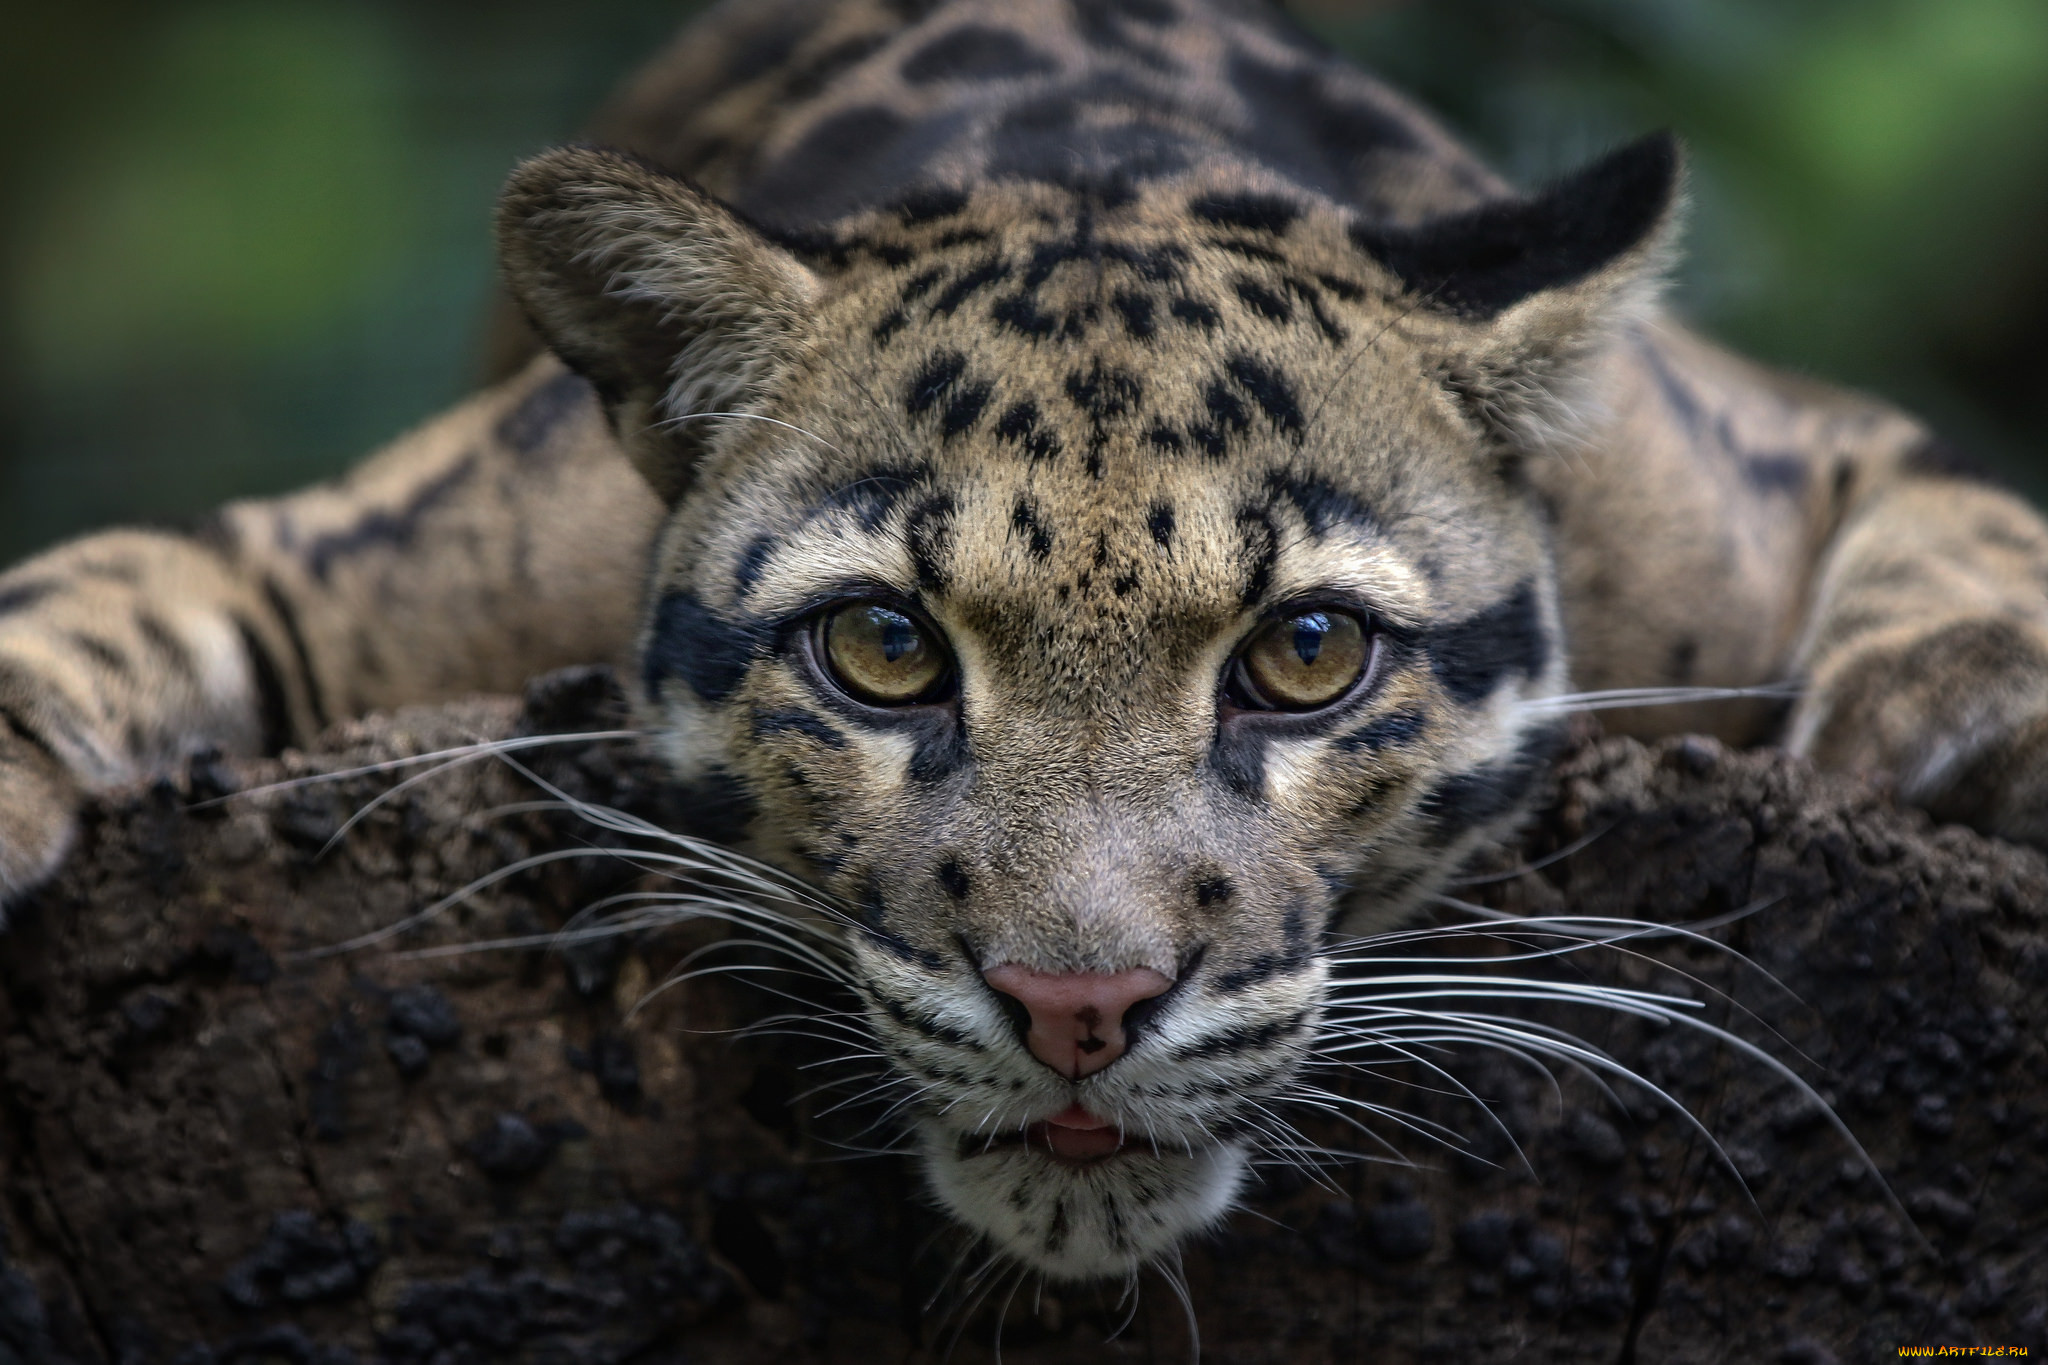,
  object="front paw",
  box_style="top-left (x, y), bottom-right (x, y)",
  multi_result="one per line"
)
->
top-left (0, 734), bottom-right (83, 909)
top-left (1789, 617), bottom-right (2048, 847)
